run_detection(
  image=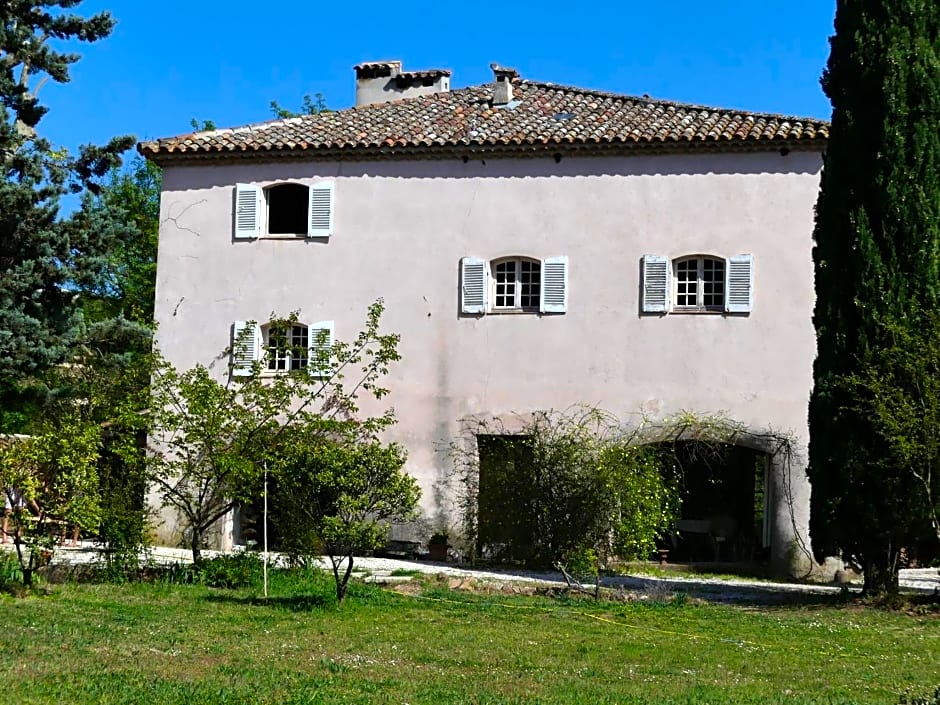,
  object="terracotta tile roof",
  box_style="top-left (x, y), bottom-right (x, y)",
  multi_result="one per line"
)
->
top-left (139, 80), bottom-right (828, 164)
